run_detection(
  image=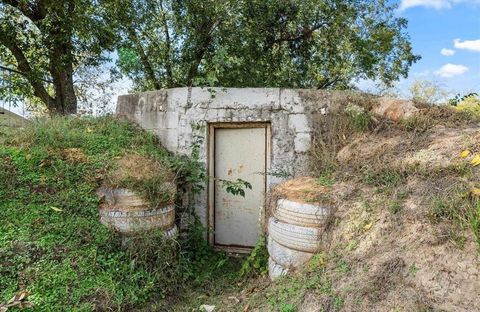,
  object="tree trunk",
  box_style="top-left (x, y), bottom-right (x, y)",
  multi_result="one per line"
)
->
top-left (50, 56), bottom-right (77, 115)
top-left (47, 3), bottom-right (77, 115)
